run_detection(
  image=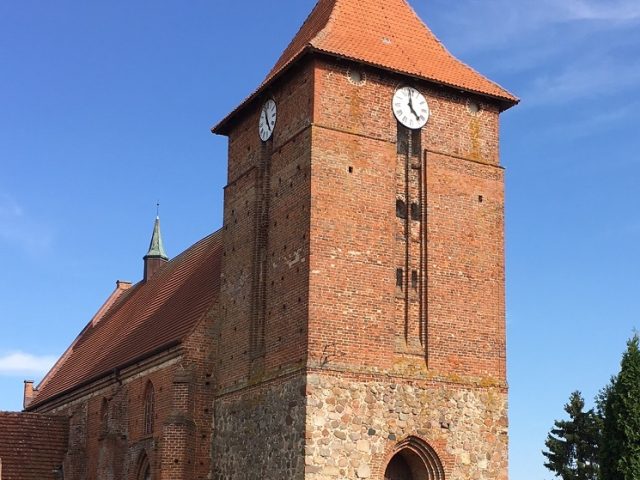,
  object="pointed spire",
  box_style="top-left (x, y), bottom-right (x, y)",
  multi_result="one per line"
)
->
top-left (143, 213), bottom-right (169, 282)
top-left (145, 216), bottom-right (168, 261)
